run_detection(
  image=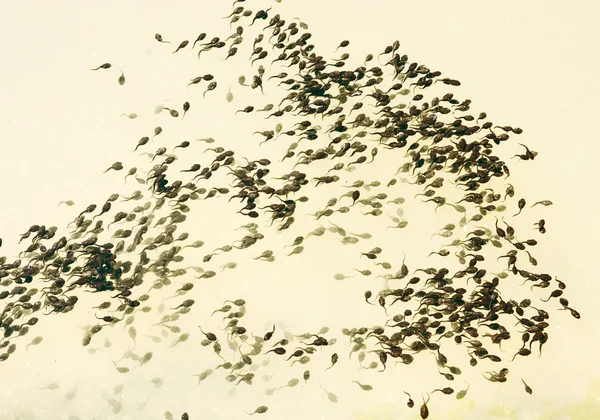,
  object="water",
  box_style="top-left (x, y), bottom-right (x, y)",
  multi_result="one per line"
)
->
top-left (0, 1), bottom-right (598, 419)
